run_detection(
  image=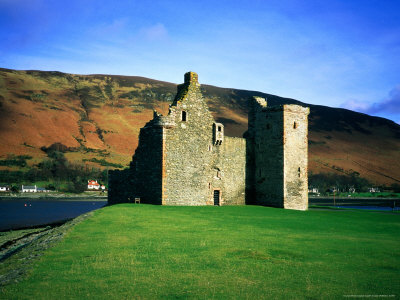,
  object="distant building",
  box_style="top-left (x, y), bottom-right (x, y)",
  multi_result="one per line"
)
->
top-left (0, 185), bottom-right (10, 192)
top-left (101, 185), bottom-right (106, 190)
top-left (308, 187), bottom-right (319, 194)
top-left (88, 180), bottom-right (100, 190)
top-left (368, 187), bottom-right (380, 193)
top-left (349, 187), bottom-right (356, 193)
top-left (22, 185), bottom-right (37, 192)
